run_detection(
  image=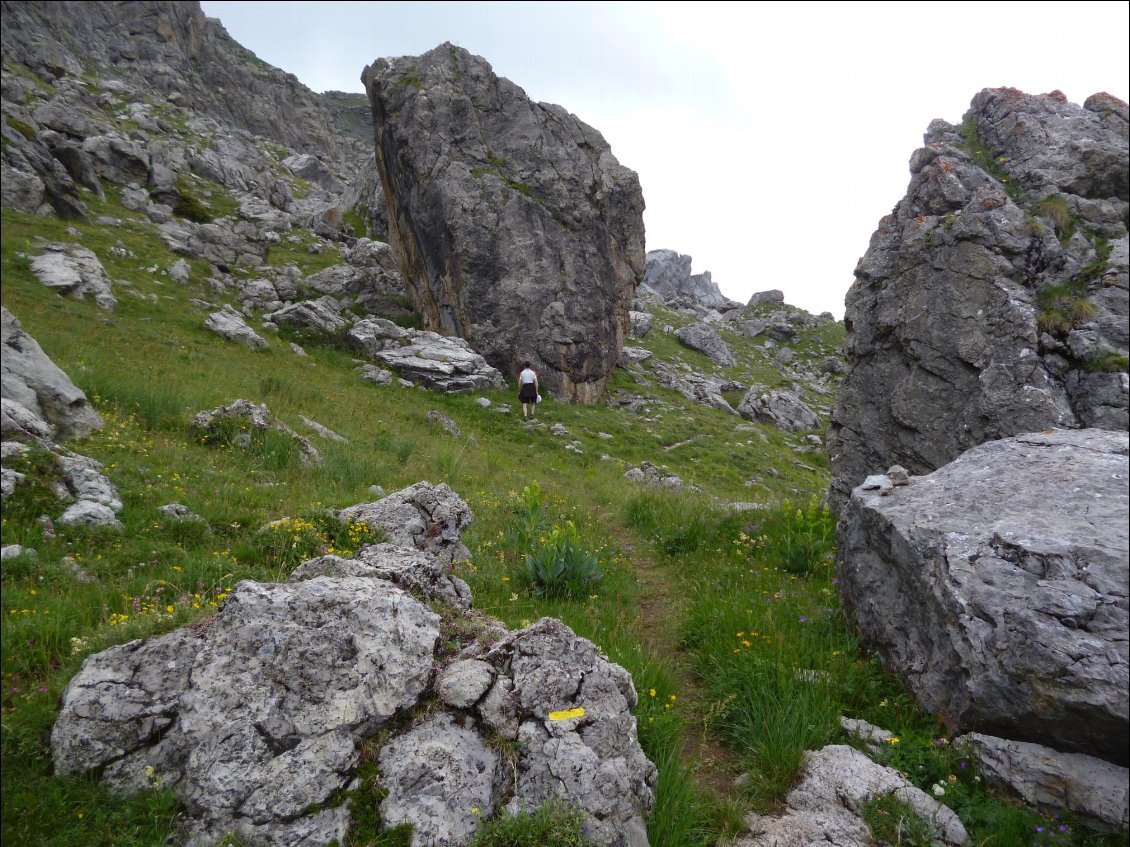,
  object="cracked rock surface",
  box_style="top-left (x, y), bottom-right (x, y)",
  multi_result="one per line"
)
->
top-left (836, 429), bottom-right (1129, 764)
